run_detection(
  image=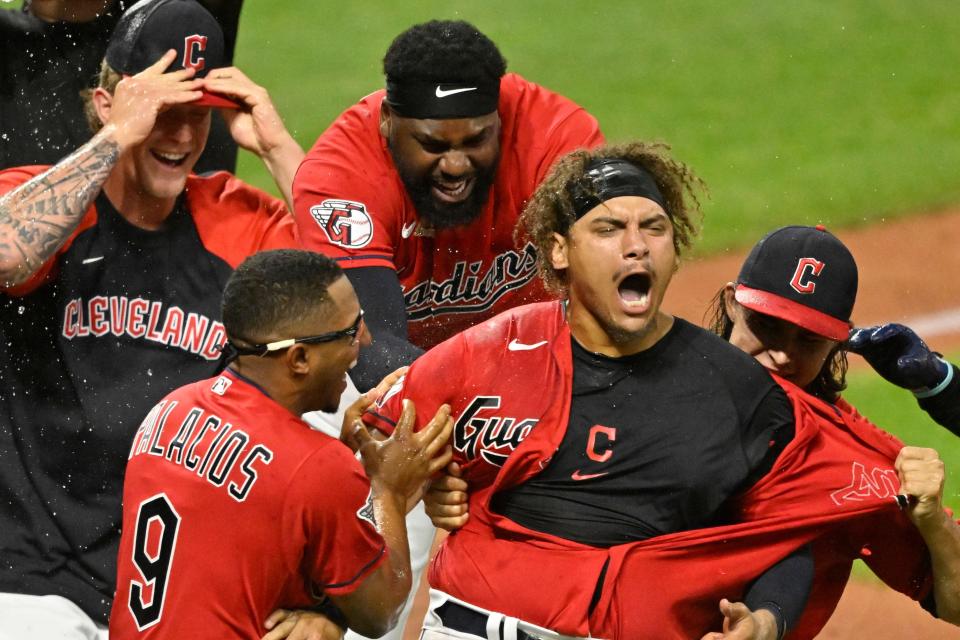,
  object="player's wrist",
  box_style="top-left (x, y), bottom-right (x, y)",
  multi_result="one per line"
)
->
top-left (754, 603), bottom-right (785, 640)
top-left (914, 359), bottom-right (953, 398)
